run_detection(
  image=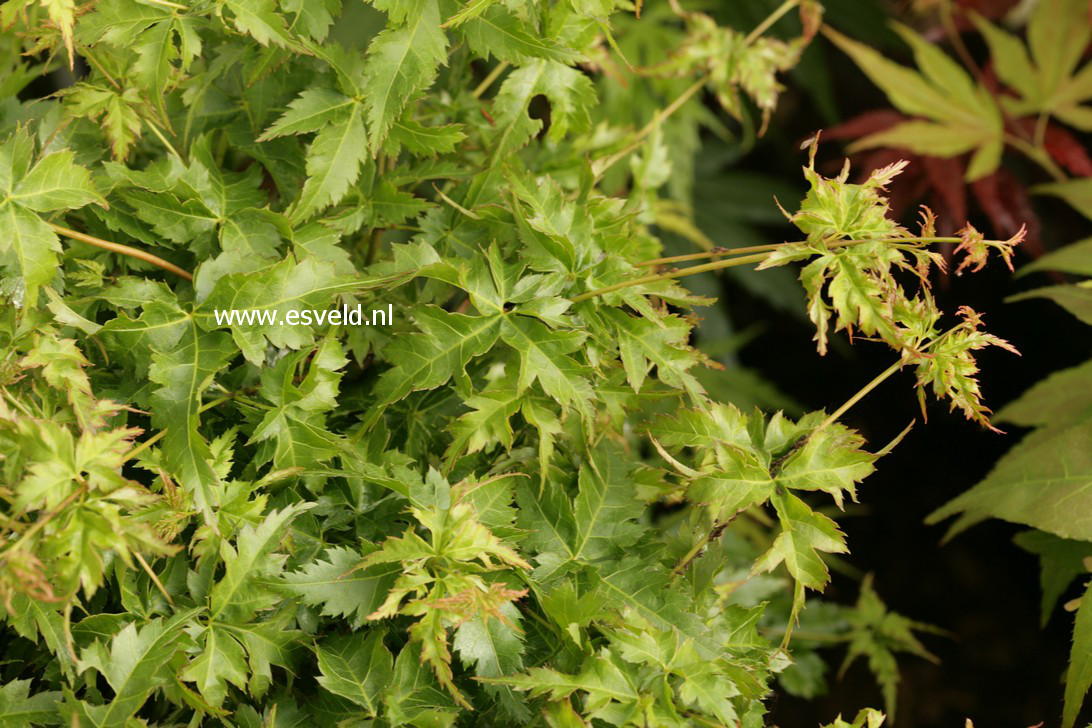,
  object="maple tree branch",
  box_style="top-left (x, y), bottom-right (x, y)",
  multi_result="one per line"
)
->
top-left (637, 236), bottom-right (965, 267)
top-left (50, 224), bottom-right (194, 281)
top-left (592, 76), bottom-right (706, 179)
top-left (143, 119), bottom-right (185, 161)
top-left (671, 519), bottom-right (730, 577)
top-left (813, 358), bottom-right (904, 435)
top-left (575, 235), bottom-right (971, 302)
top-left (571, 252), bottom-right (770, 302)
top-left (636, 244), bottom-right (784, 267)
top-left (743, 0), bottom-right (800, 46)
top-left (134, 551), bottom-right (175, 606)
top-left (472, 61), bottom-right (509, 98)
